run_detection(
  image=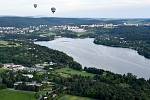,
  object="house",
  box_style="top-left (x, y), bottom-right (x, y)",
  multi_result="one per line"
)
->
top-left (3, 63), bottom-right (25, 71)
top-left (22, 74), bottom-right (33, 78)
top-left (14, 81), bottom-right (43, 87)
